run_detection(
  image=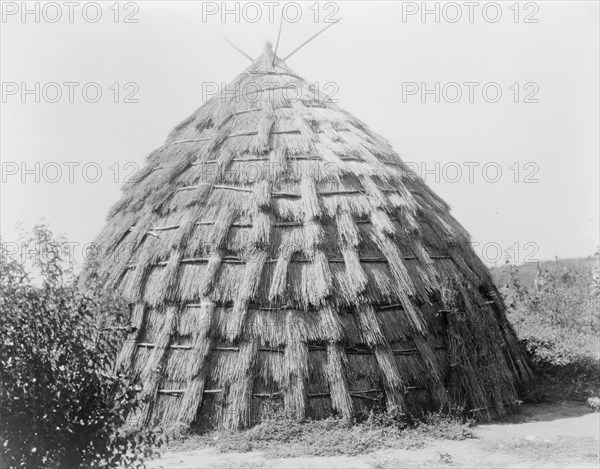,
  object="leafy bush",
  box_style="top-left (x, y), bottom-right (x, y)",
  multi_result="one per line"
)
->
top-left (587, 397), bottom-right (600, 412)
top-left (0, 225), bottom-right (163, 468)
top-left (502, 262), bottom-right (600, 402)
